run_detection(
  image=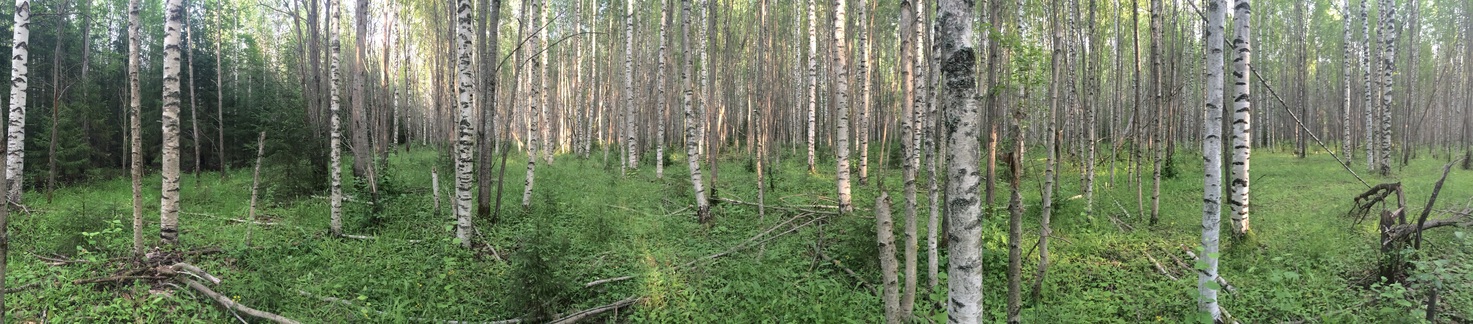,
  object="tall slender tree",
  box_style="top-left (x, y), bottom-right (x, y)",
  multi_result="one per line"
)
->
top-left (523, 0), bottom-right (543, 209)
top-left (1200, 0), bottom-right (1226, 320)
top-left (936, 0), bottom-right (982, 321)
top-left (160, 0), bottom-right (186, 245)
top-left (1375, 0), bottom-right (1396, 175)
top-left (476, 0), bottom-right (500, 220)
top-left (683, 0), bottom-right (710, 223)
top-left (1361, 0), bottom-right (1374, 171)
top-left (856, 0), bottom-right (870, 185)
top-left (624, 0), bottom-right (637, 171)
top-left (655, 0), bottom-right (669, 179)
top-left (3, 0), bottom-right (29, 203)
top-left (128, 0), bottom-right (143, 258)
top-left (453, 0), bottom-right (477, 248)
top-left (805, 0), bottom-right (817, 173)
top-left (327, 0), bottom-right (344, 236)
top-left (833, 0), bottom-right (852, 213)
top-left (1341, 0), bottom-right (1353, 162)
top-left (1229, 0), bottom-right (1252, 236)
